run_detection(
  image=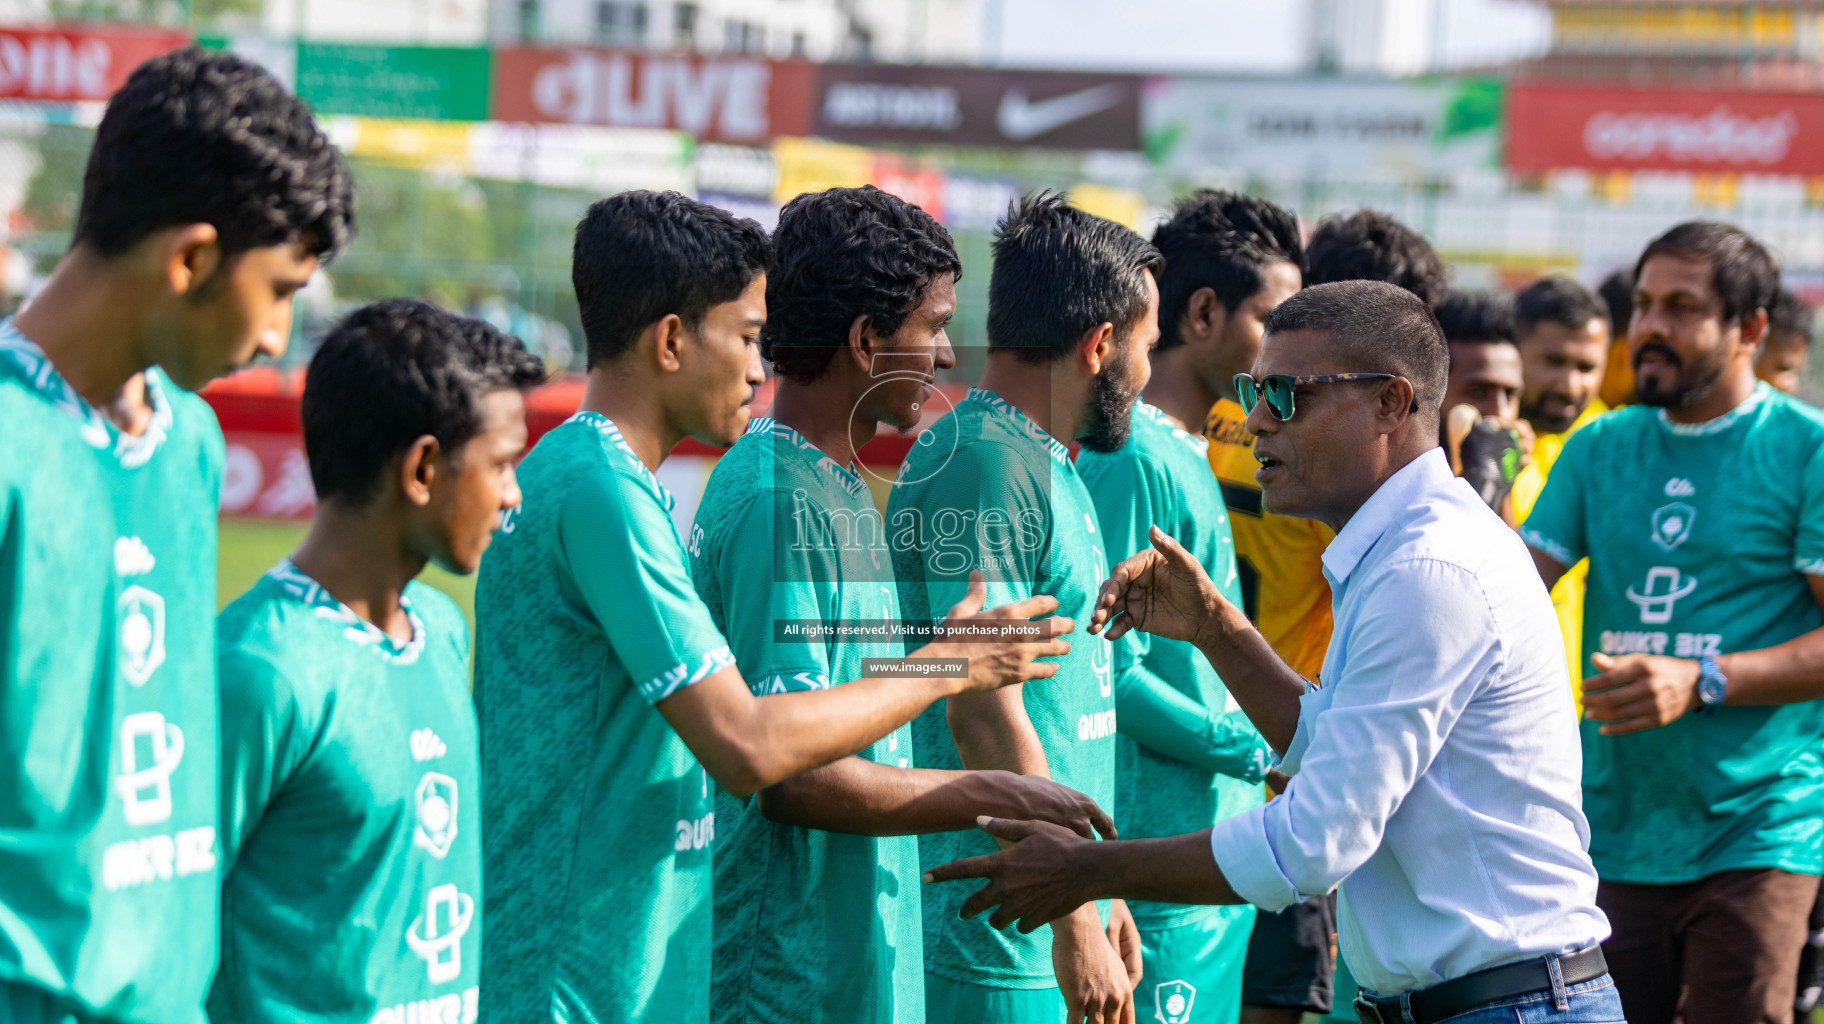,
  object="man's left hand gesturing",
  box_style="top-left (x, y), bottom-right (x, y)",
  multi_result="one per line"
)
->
top-left (923, 817), bottom-right (1097, 933)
